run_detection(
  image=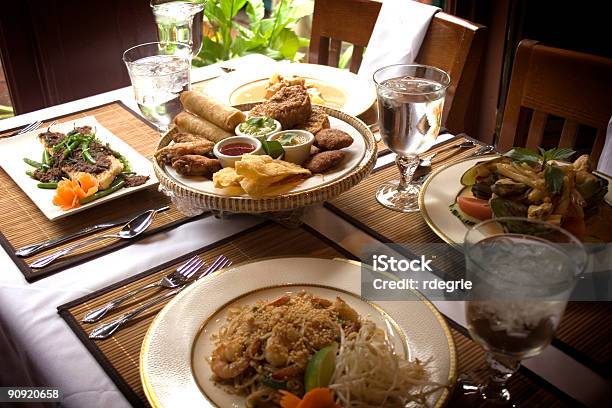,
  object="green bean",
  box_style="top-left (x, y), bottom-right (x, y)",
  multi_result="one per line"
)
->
top-left (25, 170), bottom-right (36, 178)
top-left (79, 177), bottom-right (125, 204)
top-left (63, 138), bottom-right (81, 158)
top-left (52, 136), bottom-right (71, 152)
top-left (42, 149), bottom-right (53, 166)
top-left (81, 138), bottom-right (96, 164)
top-left (23, 158), bottom-right (43, 168)
top-left (107, 143), bottom-right (132, 172)
top-left (37, 182), bottom-right (58, 189)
